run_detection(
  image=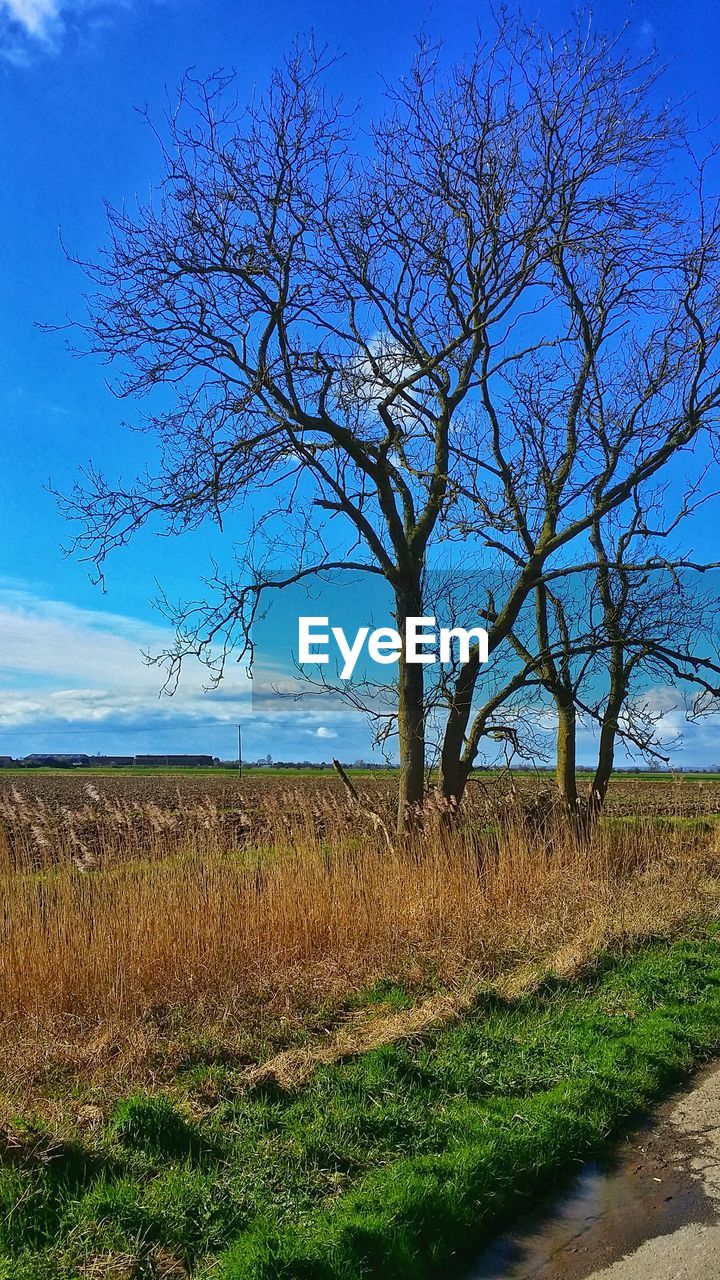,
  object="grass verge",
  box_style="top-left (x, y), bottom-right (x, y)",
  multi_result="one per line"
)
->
top-left (4, 929), bottom-right (720, 1278)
